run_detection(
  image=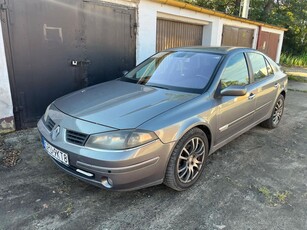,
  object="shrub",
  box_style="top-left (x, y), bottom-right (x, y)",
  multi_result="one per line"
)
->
top-left (280, 53), bottom-right (307, 67)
